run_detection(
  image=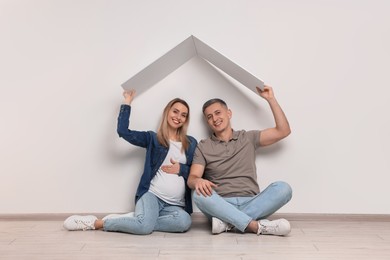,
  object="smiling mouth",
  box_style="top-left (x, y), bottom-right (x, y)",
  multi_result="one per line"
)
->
top-left (213, 120), bottom-right (222, 127)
